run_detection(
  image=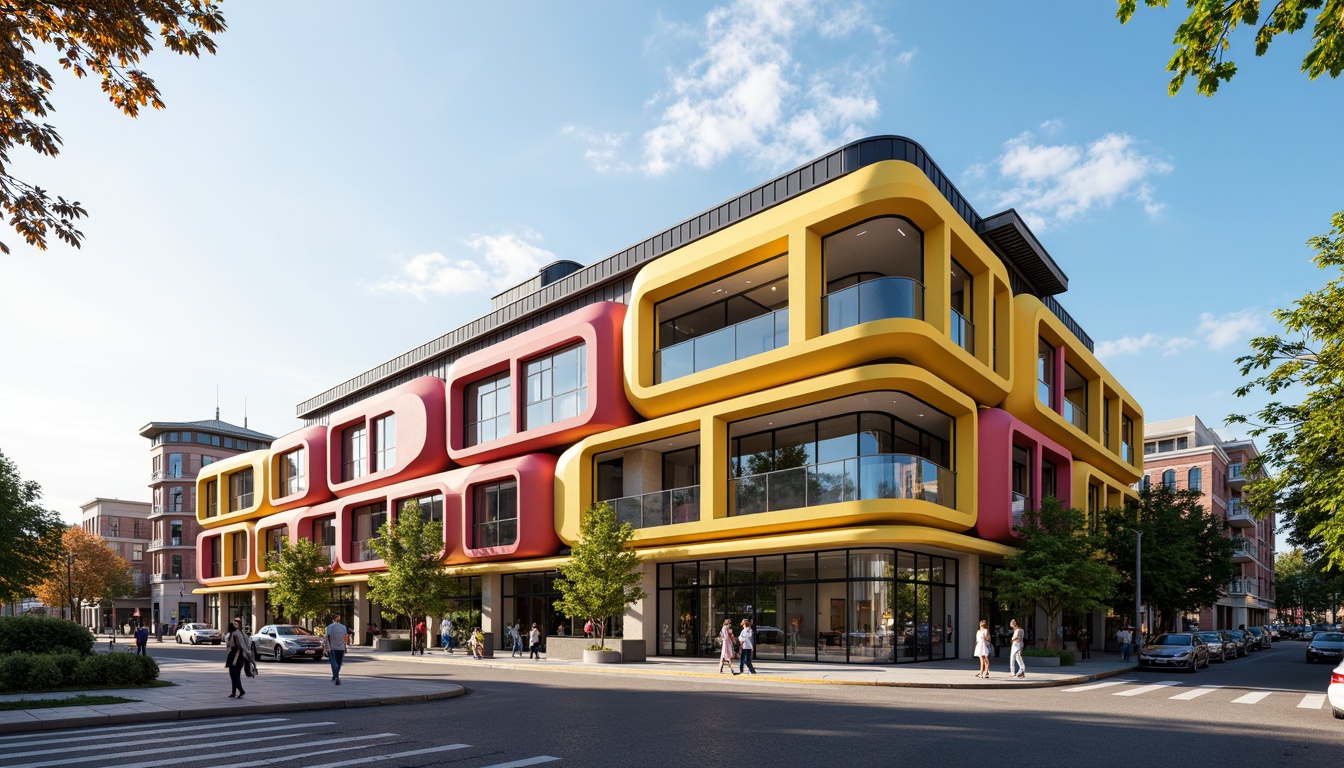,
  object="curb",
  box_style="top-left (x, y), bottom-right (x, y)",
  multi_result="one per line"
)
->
top-left (0, 684), bottom-right (466, 735)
